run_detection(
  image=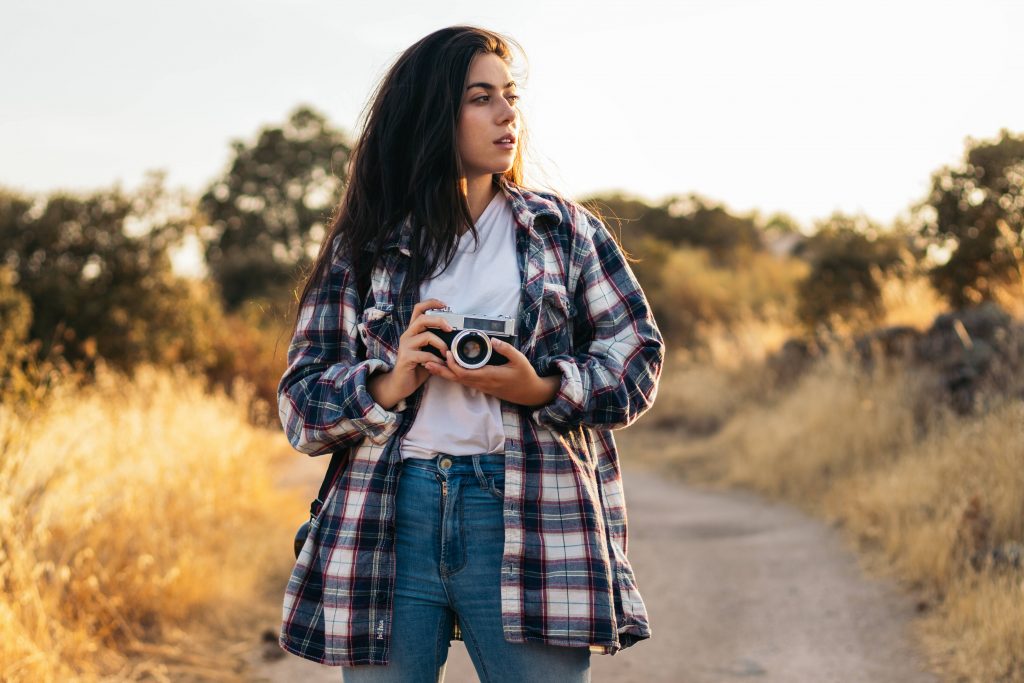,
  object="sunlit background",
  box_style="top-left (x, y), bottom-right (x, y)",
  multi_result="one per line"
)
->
top-left (2, 3), bottom-right (1023, 681)
top-left (4, 0), bottom-right (1022, 235)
